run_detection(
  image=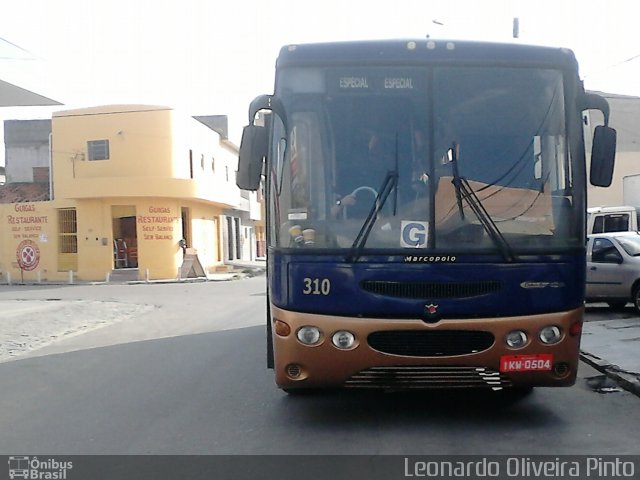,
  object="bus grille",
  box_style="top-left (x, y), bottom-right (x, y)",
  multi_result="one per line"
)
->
top-left (361, 280), bottom-right (501, 299)
top-left (344, 366), bottom-right (512, 390)
top-left (368, 330), bottom-right (494, 357)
